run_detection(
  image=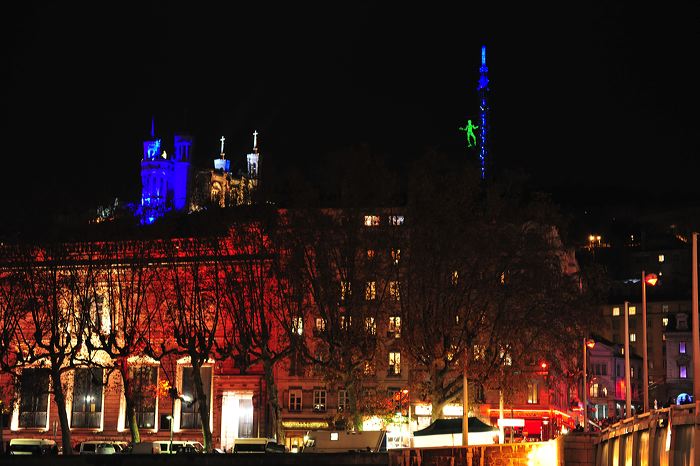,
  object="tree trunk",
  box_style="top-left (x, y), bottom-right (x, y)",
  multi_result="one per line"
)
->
top-left (121, 371), bottom-right (141, 443)
top-left (51, 370), bottom-right (73, 455)
top-left (346, 380), bottom-right (362, 431)
top-left (191, 363), bottom-right (212, 452)
top-left (0, 402), bottom-right (5, 455)
top-left (430, 387), bottom-right (448, 423)
top-left (263, 358), bottom-right (283, 442)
